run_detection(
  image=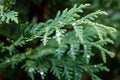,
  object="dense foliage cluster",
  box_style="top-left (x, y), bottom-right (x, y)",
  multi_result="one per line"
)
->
top-left (0, 0), bottom-right (117, 80)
